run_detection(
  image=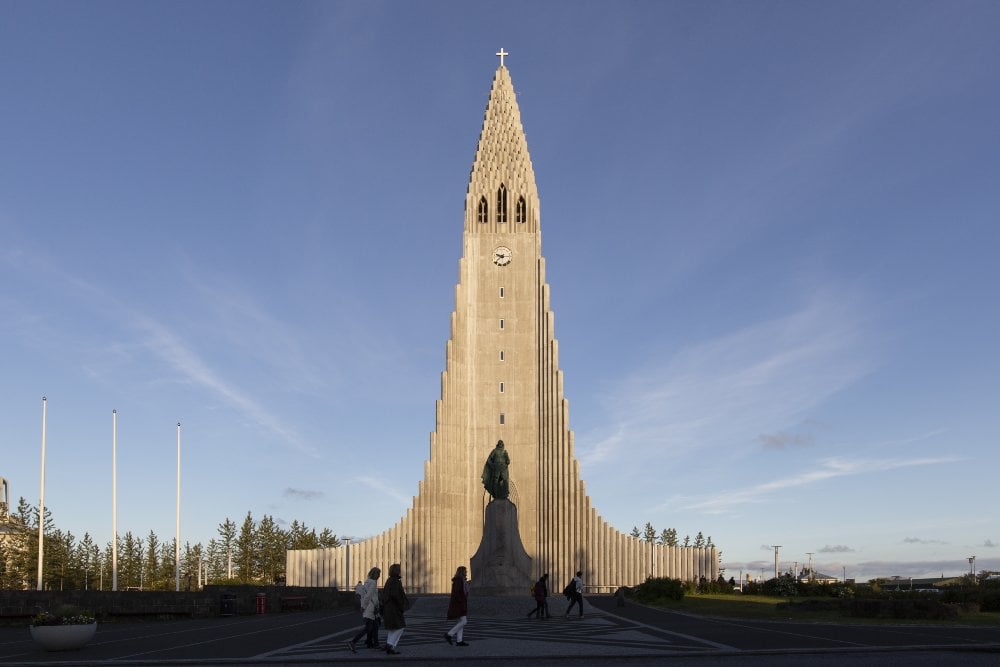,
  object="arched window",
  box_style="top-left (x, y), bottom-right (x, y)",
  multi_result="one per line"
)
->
top-left (496, 184), bottom-right (508, 223)
top-left (516, 196), bottom-right (526, 223)
top-left (477, 196), bottom-right (488, 223)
